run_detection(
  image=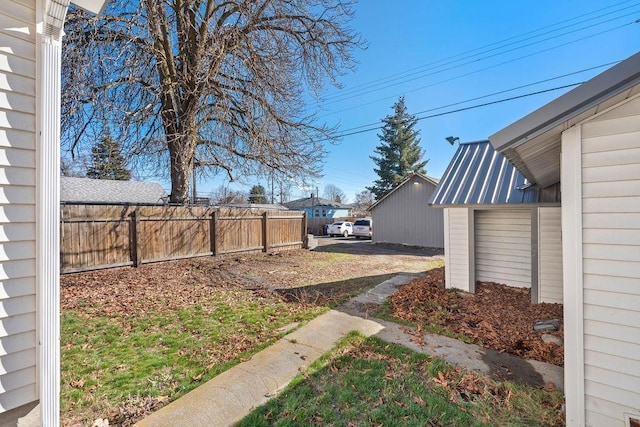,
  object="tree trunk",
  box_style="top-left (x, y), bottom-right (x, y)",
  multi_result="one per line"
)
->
top-left (168, 137), bottom-right (194, 204)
